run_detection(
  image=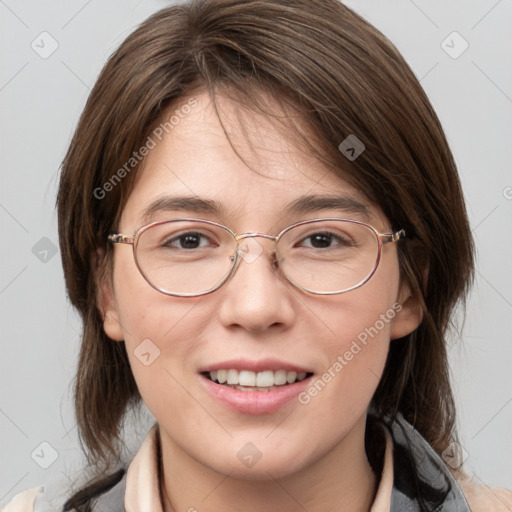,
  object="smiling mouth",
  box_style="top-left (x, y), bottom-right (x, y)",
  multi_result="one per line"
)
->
top-left (202, 369), bottom-right (314, 391)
